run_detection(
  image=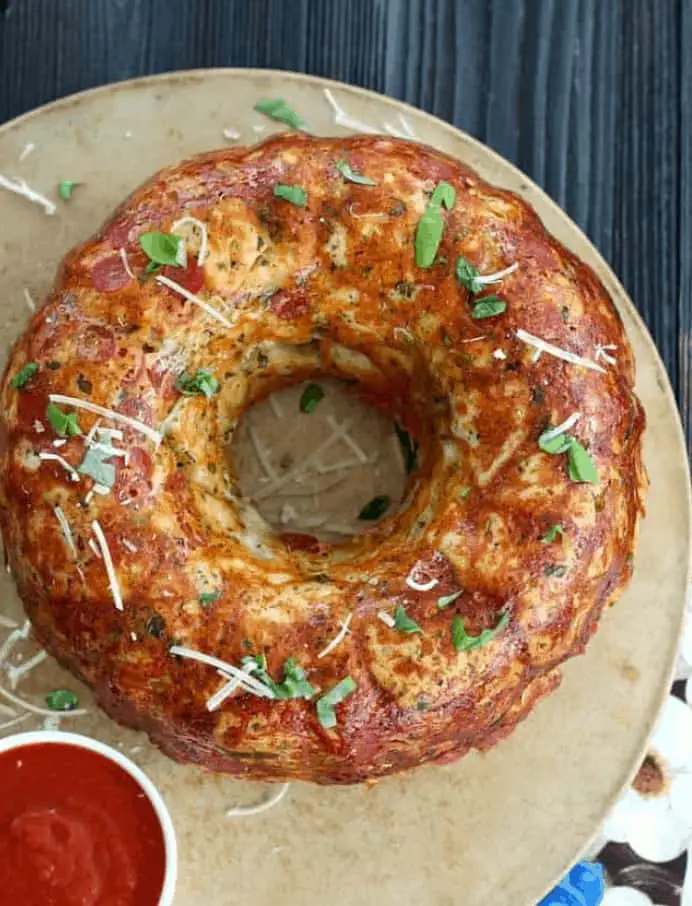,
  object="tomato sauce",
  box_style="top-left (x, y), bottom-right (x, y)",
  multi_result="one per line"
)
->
top-left (0, 743), bottom-right (166, 906)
